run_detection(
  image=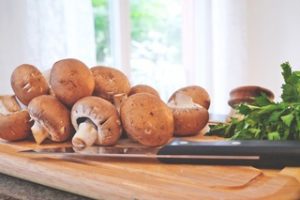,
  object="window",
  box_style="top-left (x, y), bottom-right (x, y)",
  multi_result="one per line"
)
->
top-left (130, 0), bottom-right (184, 100)
top-left (92, 0), bottom-right (185, 100)
top-left (92, 0), bottom-right (112, 65)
